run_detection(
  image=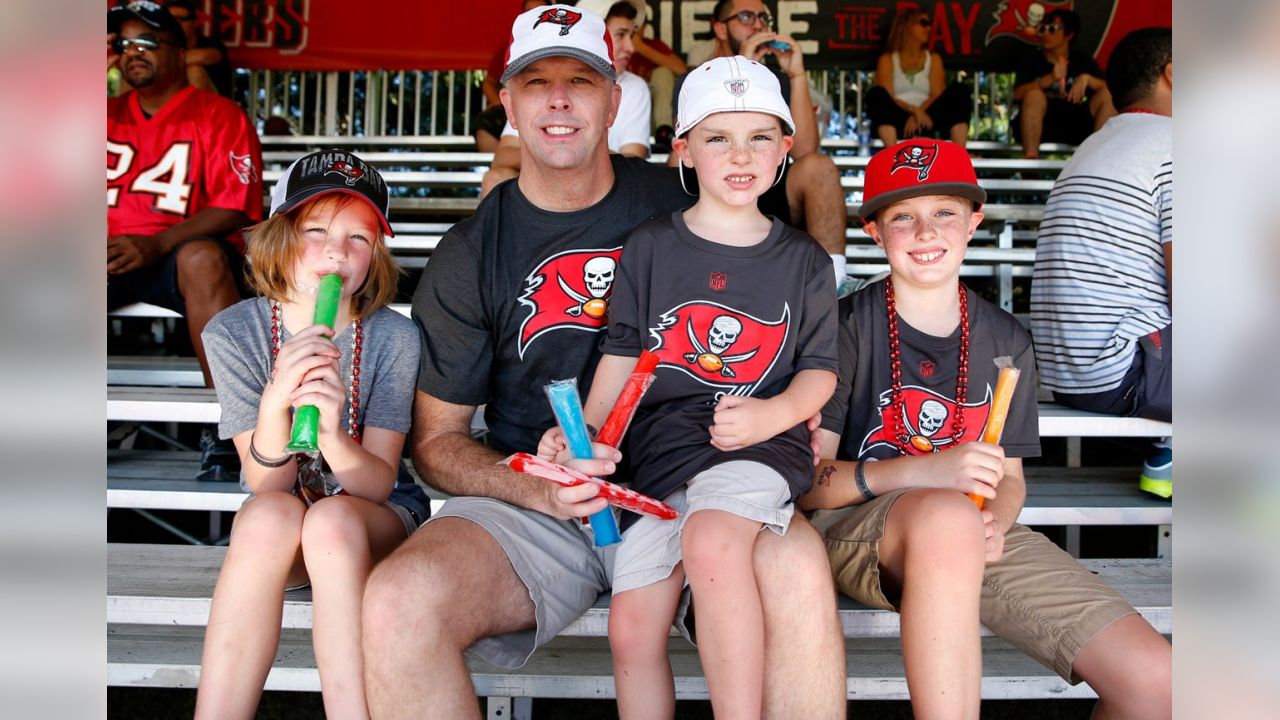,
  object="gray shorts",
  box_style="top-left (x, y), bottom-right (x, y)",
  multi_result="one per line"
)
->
top-left (426, 495), bottom-right (616, 669)
top-left (613, 460), bottom-right (794, 594)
